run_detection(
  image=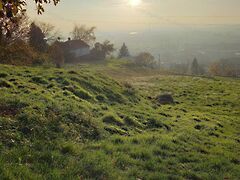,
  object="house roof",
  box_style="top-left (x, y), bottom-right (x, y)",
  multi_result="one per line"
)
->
top-left (62, 39), bottom-right (90, 50)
